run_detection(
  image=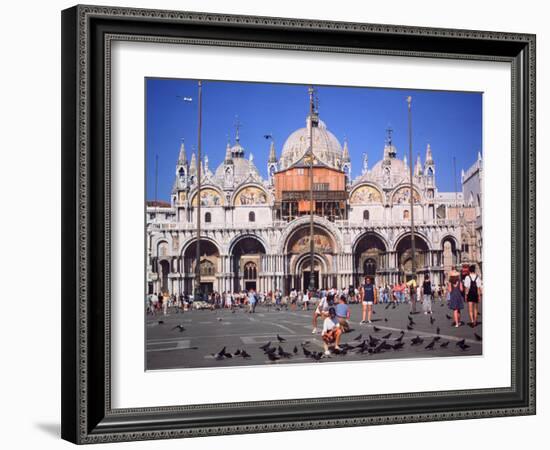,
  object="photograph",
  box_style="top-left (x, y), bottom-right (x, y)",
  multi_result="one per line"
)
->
top-left (145, 79), bottom-right (484, 370)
